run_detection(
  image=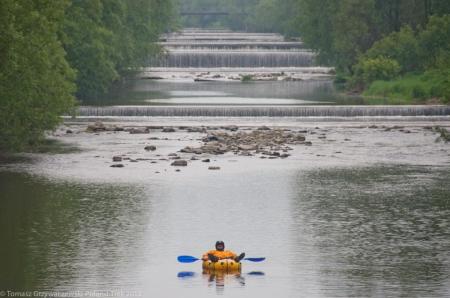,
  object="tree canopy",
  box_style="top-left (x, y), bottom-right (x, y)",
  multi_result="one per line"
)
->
top-left (0, 0), bottom-right (175, 151)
